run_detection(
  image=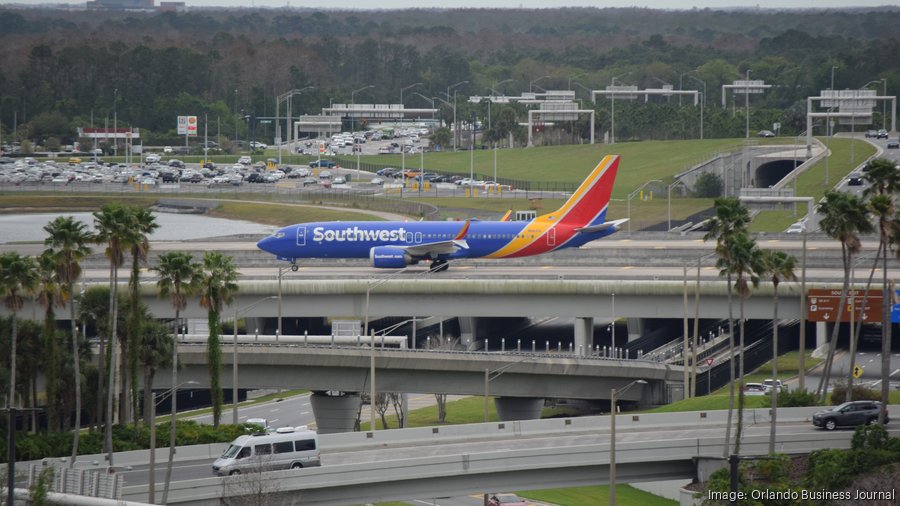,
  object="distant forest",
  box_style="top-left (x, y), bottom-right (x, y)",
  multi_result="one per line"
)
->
top-left (0, 6), bottom-right (898, 146)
